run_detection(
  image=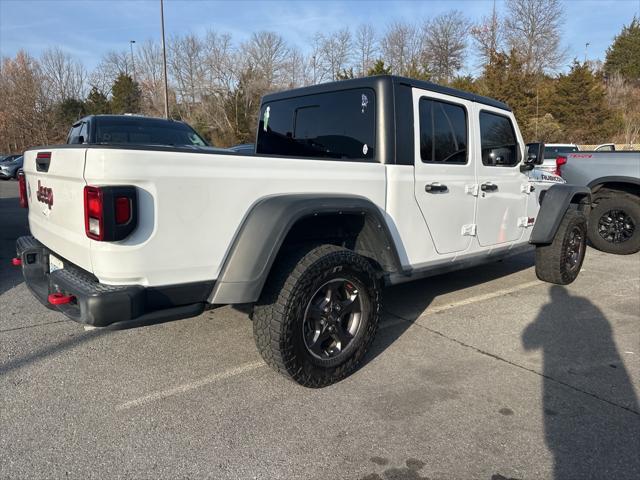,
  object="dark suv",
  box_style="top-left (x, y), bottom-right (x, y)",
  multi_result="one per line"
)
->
top-left (66, 115), bottom-right (212, 149)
